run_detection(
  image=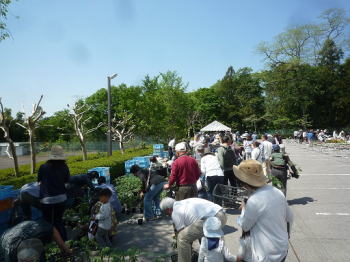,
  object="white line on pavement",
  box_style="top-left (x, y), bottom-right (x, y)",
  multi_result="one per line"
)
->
top-left (301, 174), bottom-right (350, 176)
top-left (316, 212), bottom-right (350, 216)
top-left (295, 188), bottom-right (350, 190)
